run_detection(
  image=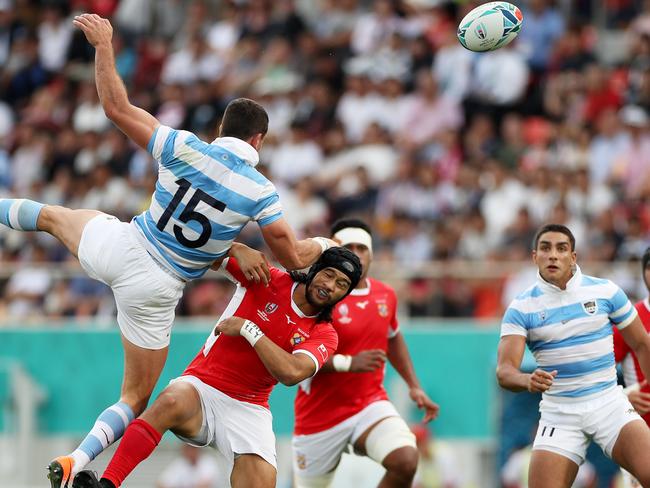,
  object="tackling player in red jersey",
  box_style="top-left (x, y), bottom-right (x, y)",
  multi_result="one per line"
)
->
top-left (72, 247), bottom-right (362, 488)
top-left (613, 247), bottom-right (650, 488)
top-left (292, 219), bottom-right (440, 488)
